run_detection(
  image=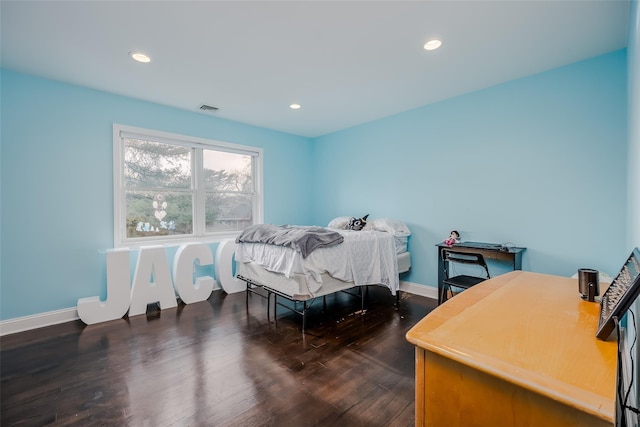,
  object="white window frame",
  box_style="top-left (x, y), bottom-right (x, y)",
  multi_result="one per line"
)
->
top-left (113, 124), bottom-right (263, 248)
